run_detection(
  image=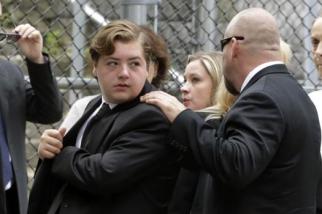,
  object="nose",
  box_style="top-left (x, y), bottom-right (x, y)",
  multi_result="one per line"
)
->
top-left (119, 65), bottom-right (130, 79)
top-left (180, 82), bottom-right (190, 94)
top-left (316, 42), bottom-right (322, 56)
